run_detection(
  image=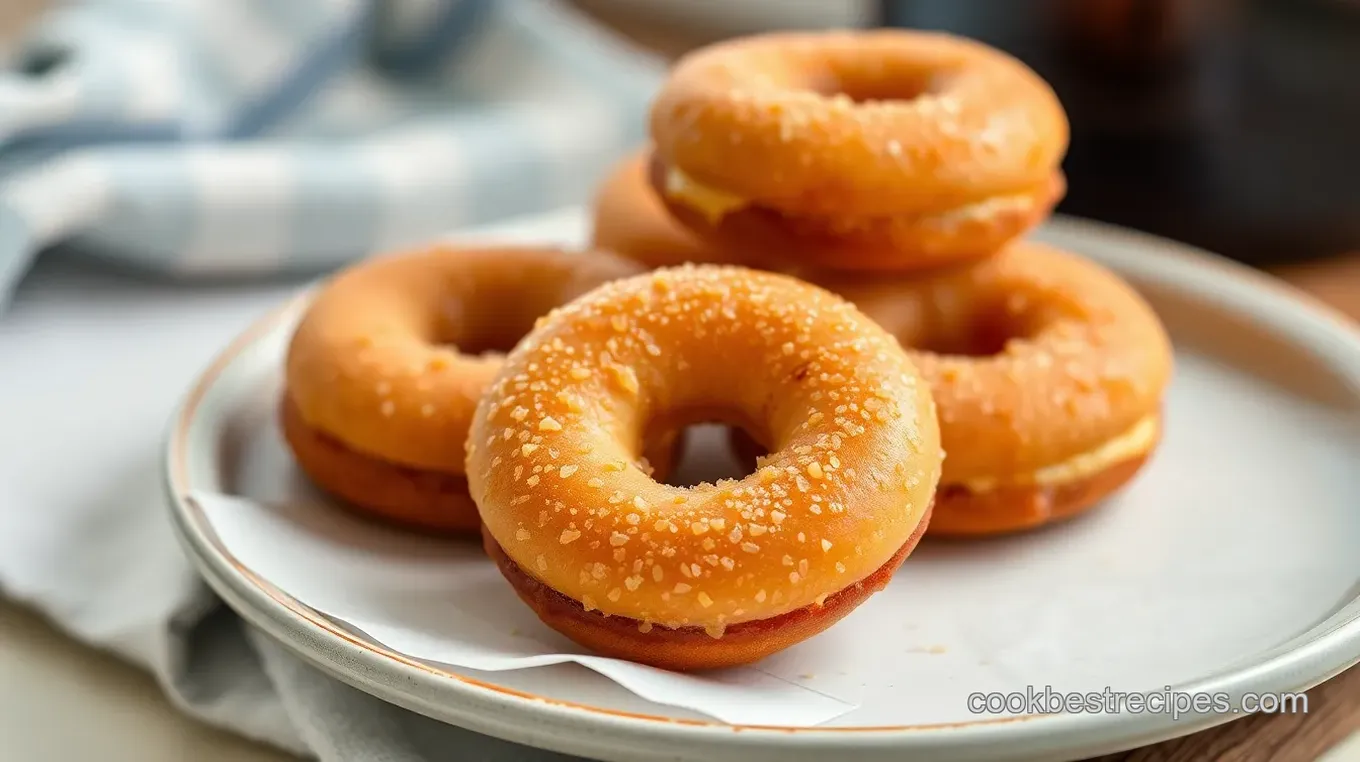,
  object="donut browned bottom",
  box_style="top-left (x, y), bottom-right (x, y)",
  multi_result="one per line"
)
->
top-left (483, 502), bottom-right (932, 671)
top-left (928, 452), bottom-right (1152, 537)
top-left (729, 427), bottom-right (1154, 537)
top-left (280, 394), bottom-right (482, 534)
